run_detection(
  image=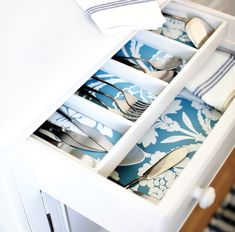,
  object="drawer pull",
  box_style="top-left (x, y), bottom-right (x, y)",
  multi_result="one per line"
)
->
top-left (193, 186), bottom-right (216, 209)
